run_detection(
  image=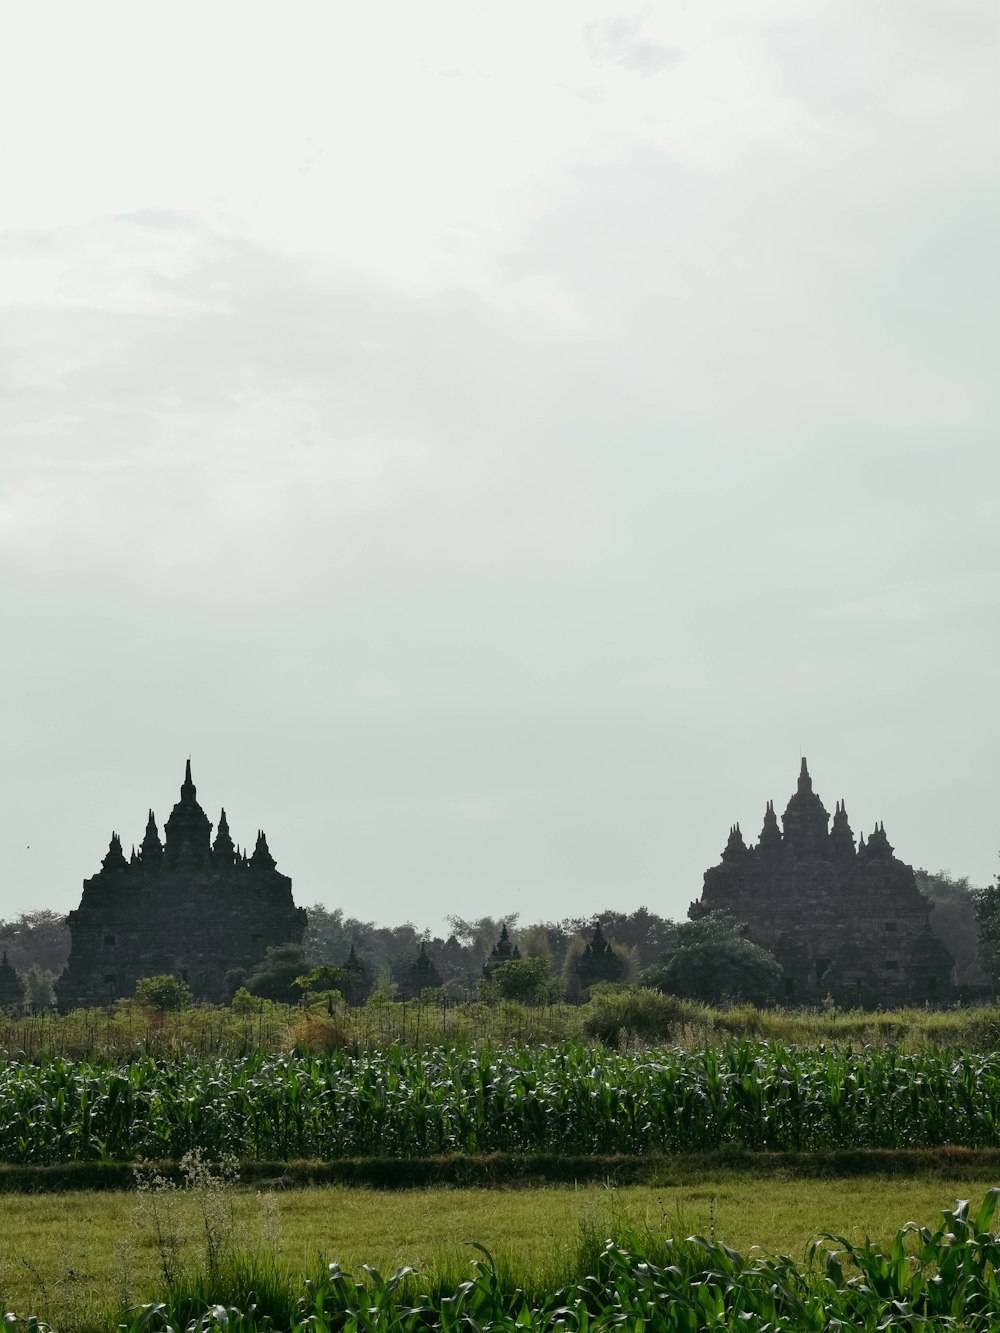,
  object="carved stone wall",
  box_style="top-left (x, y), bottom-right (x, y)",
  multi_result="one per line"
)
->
top-left (56, 762), bottom-right (307, 1010)
top-left (689, 759), bottom-right (955, 1008)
